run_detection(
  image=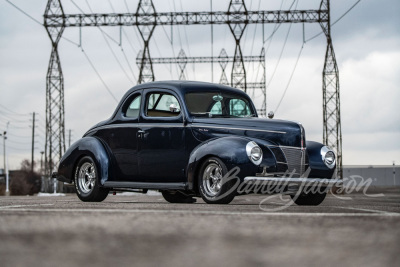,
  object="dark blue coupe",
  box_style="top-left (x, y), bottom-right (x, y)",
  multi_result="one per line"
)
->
top-left (55, 81), bottom-right (341, 205)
